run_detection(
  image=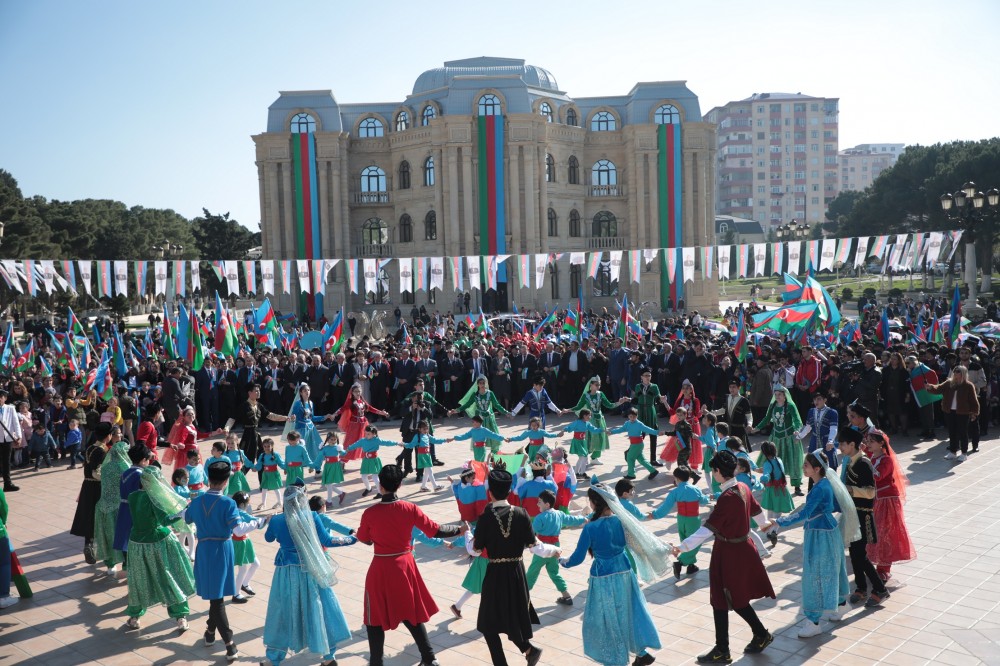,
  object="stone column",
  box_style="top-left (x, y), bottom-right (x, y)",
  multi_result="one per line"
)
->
top-left (538, 145), bottom-right (549, 253)
top-left (509, 145), bottom-right (521, 254)
top-left (634, 152), bottom-right (647, 250)
top-left (462, 147), bottom-right (474, 253)
top-left (447, 147), bottom-right (460, 256)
